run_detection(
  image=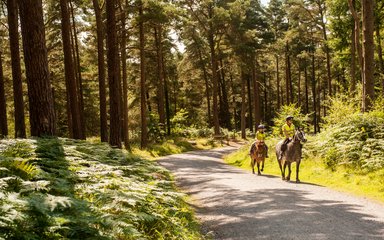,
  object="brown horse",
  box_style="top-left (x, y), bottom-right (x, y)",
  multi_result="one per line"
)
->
top-left (275, 128), bottom-right (307, 182)
top-left (250, 140), bottom-right (266, 175)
